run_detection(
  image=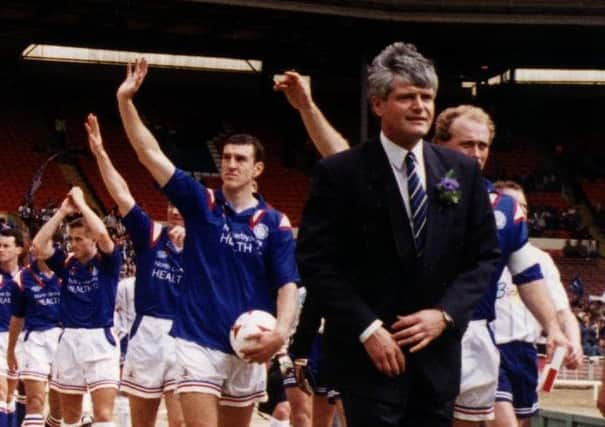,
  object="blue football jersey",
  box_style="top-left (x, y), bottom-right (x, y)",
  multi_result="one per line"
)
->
top-left (0, 270), bottom-right (15, 332)
top-left (162, 169), bottom-right (300, 354)
top-left (123, 204), bottom-right (183, 319)
top-left (46, 247), bottom-right (121, 328)
top-left (12, 264), bottom-right (61, 331)
top-left (472, 180), bottom-right (543, 321)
